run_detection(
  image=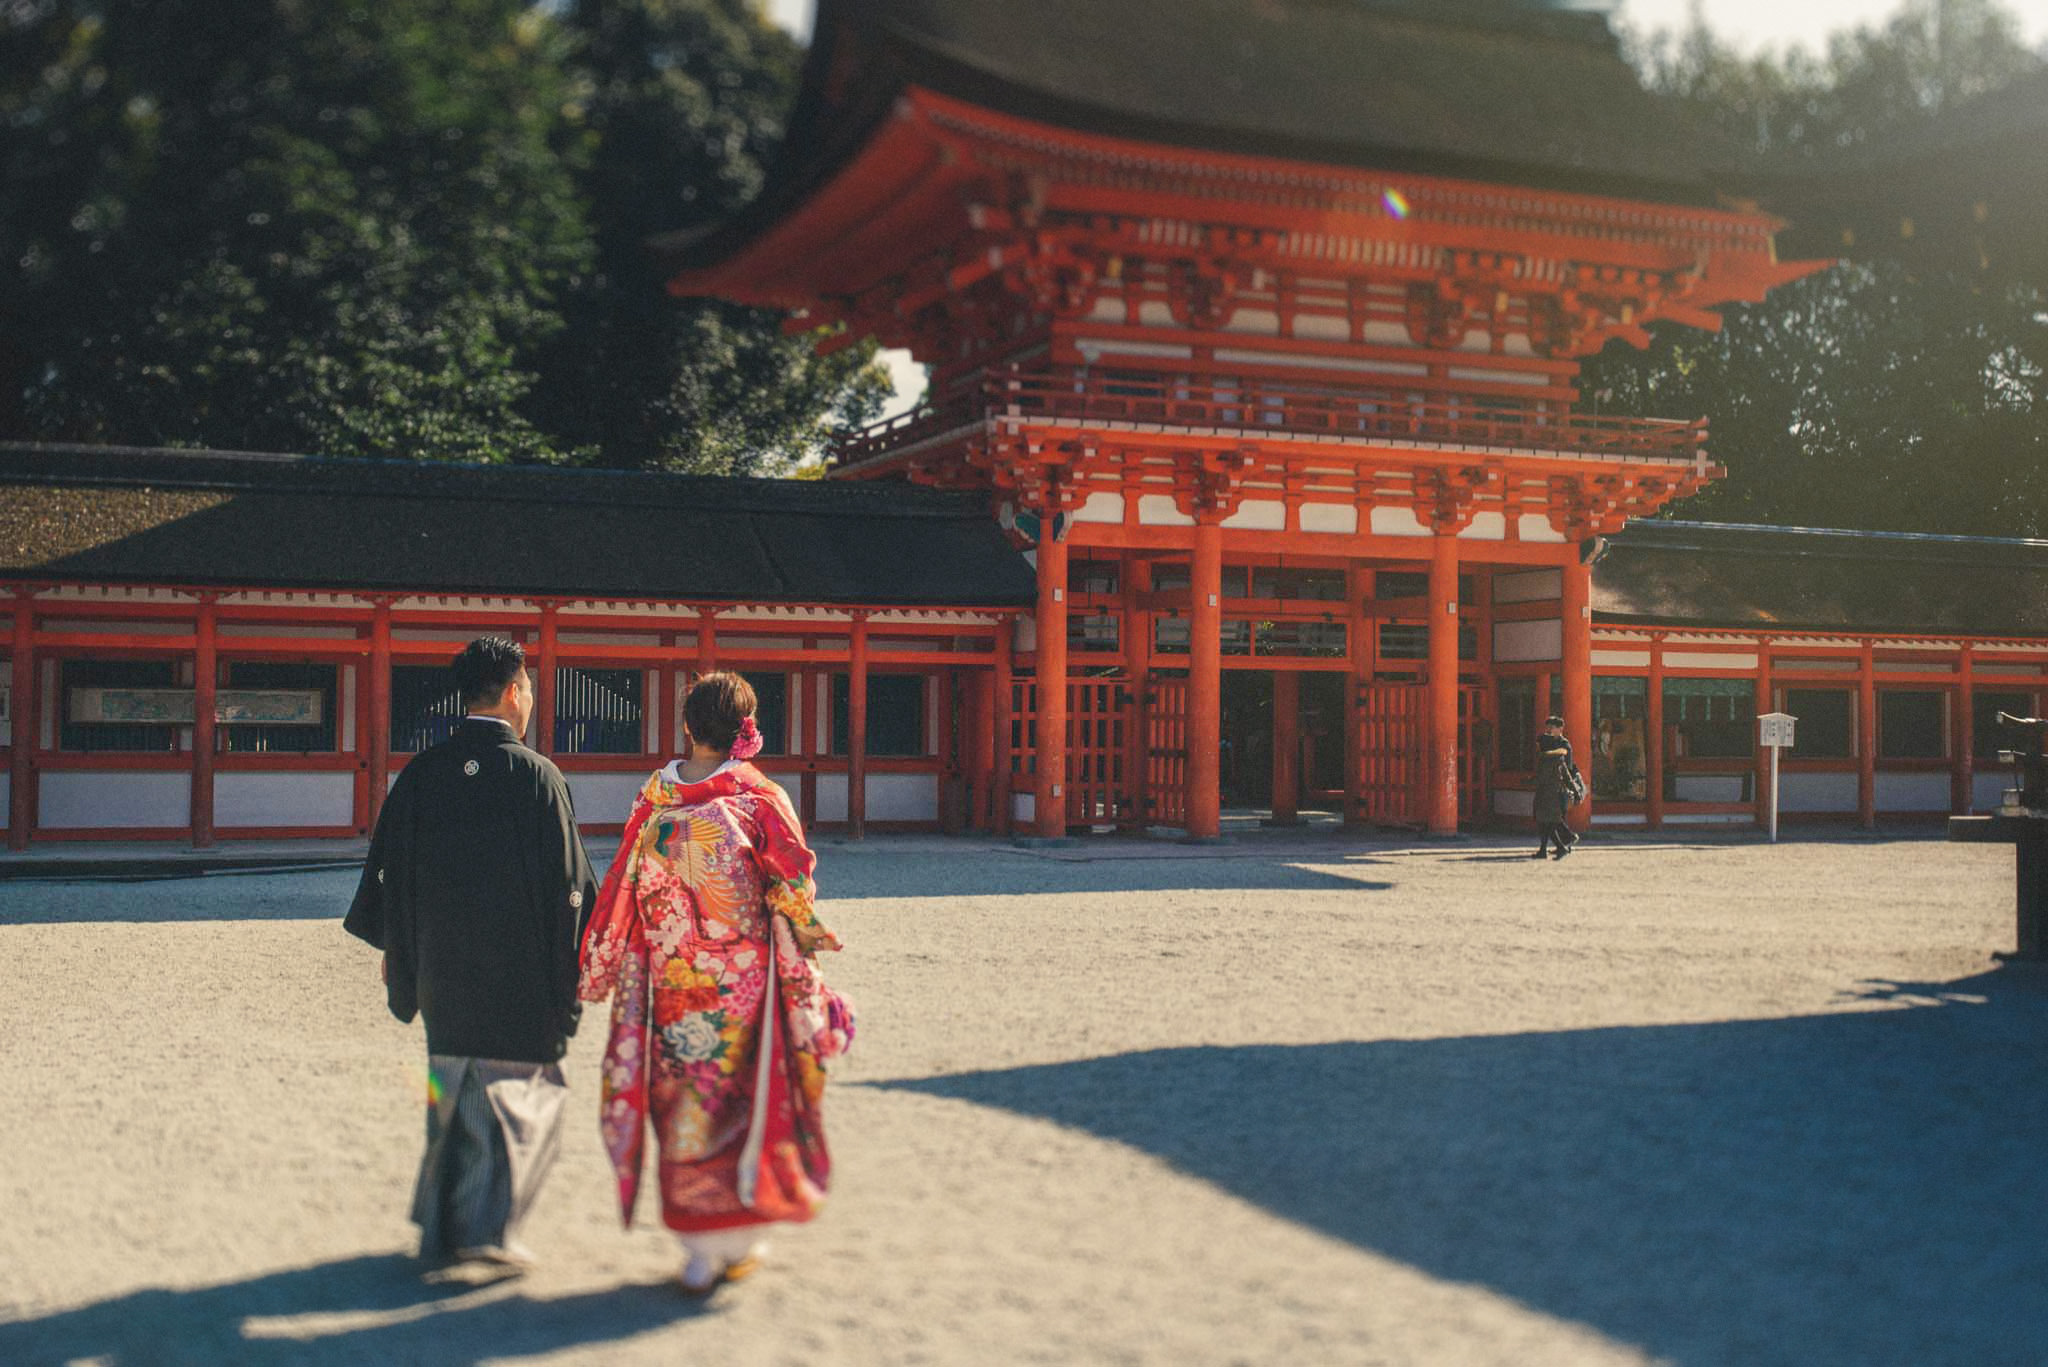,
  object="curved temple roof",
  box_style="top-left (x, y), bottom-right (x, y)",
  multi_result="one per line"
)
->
top-left (663, 0), bottom-right (1750, 276)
